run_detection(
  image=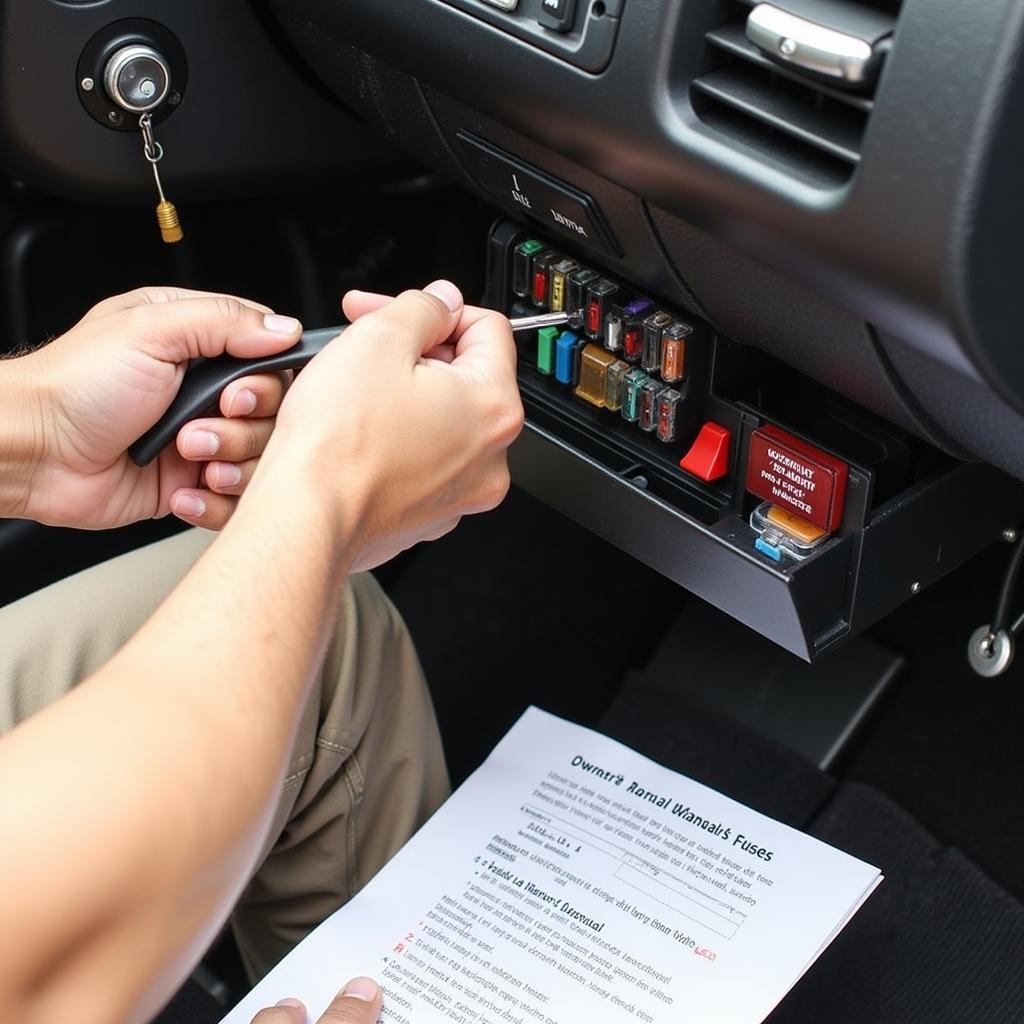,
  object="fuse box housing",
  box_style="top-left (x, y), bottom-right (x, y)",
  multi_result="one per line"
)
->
top-left (485, 219), bottom-right (1024, 661)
